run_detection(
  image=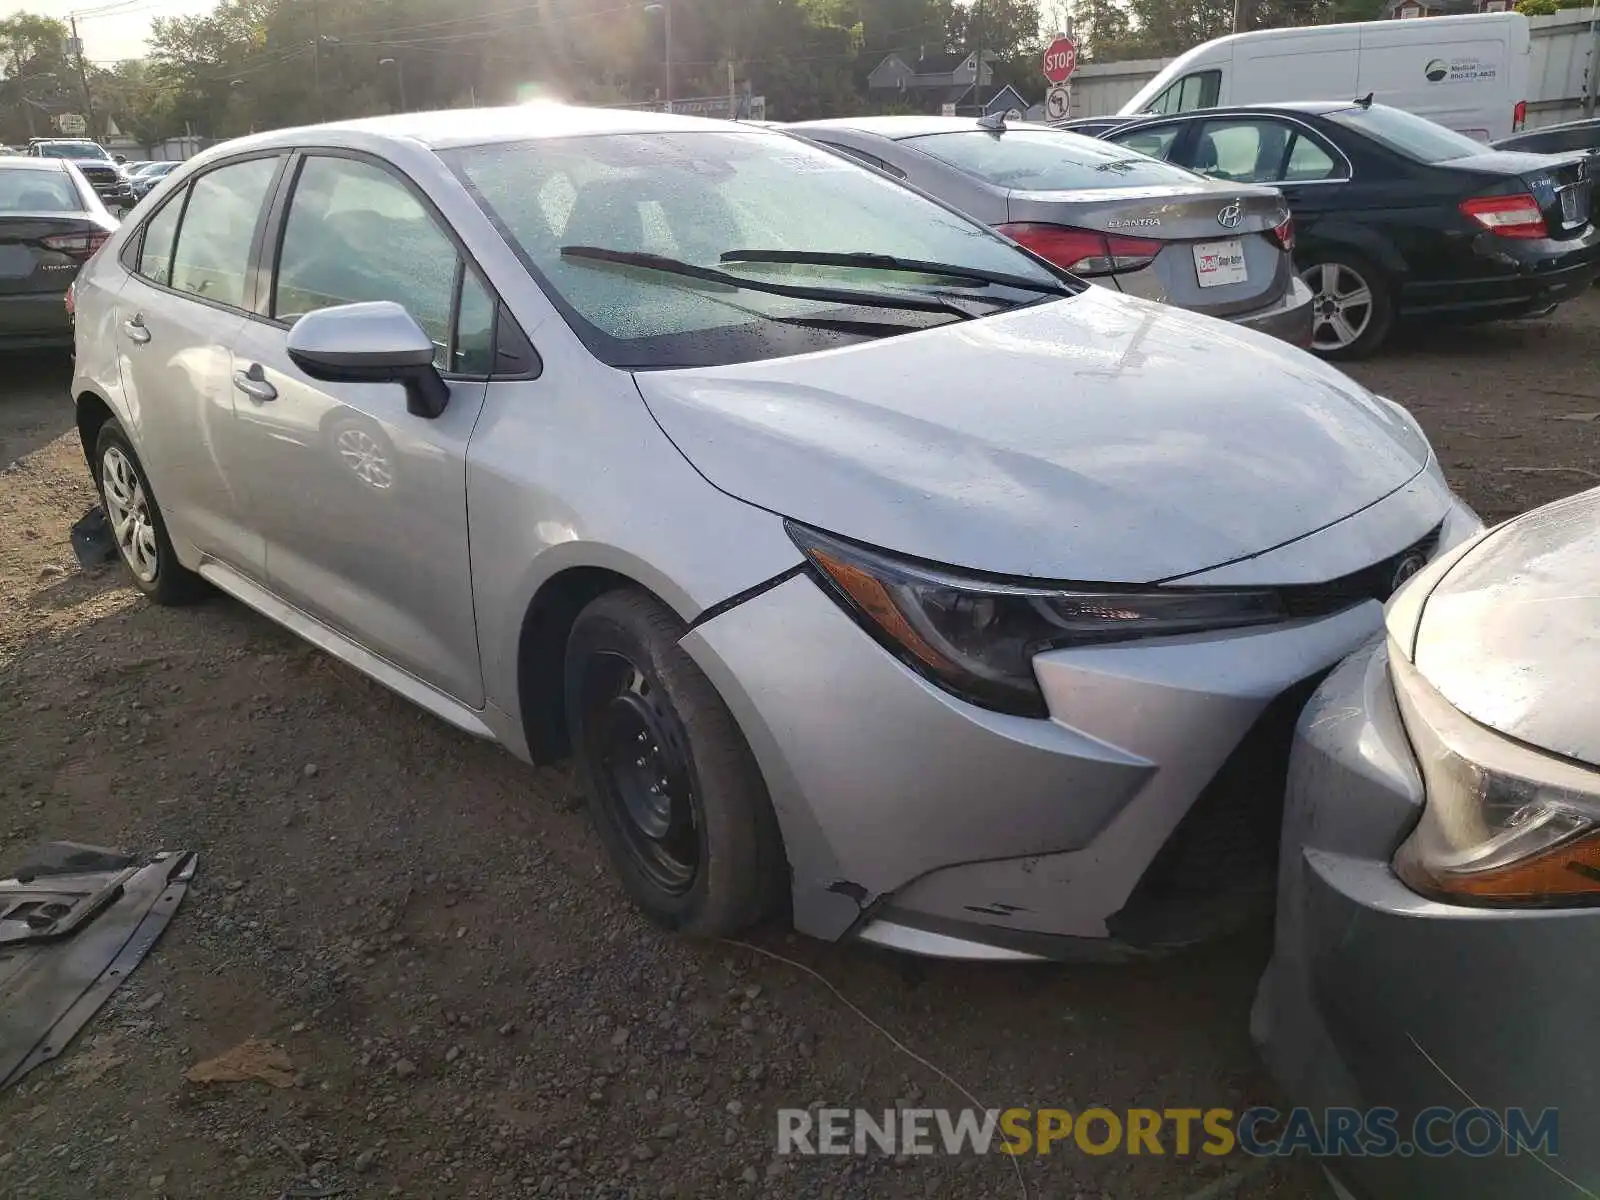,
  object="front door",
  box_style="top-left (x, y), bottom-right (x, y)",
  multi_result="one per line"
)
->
top-left (225, 153), bottom-right (494, 707)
